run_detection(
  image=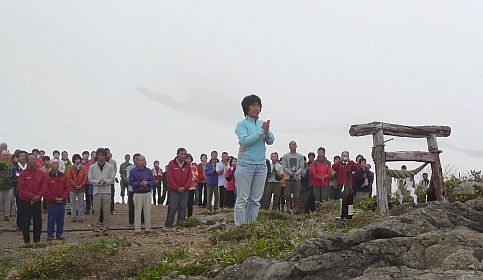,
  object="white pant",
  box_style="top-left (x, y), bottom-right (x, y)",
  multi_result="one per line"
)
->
top-left (134, 191), bottom-right (151, 231)
top-left (0, 189), bottom-right (13, 217)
